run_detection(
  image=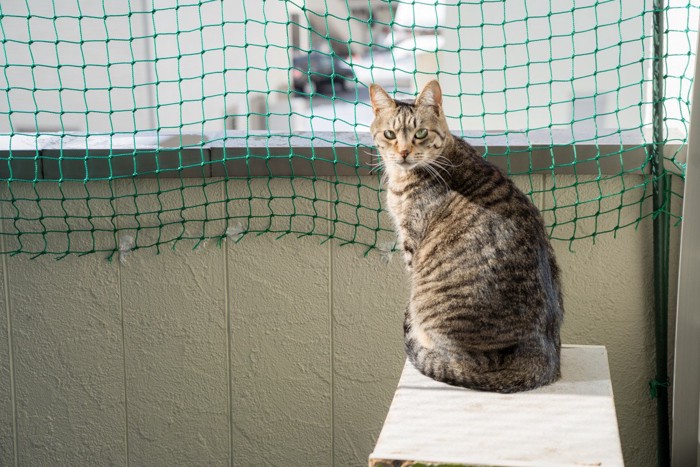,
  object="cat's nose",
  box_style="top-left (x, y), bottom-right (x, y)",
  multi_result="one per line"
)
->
top-left (399, 150), bottom-right (410, 159)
